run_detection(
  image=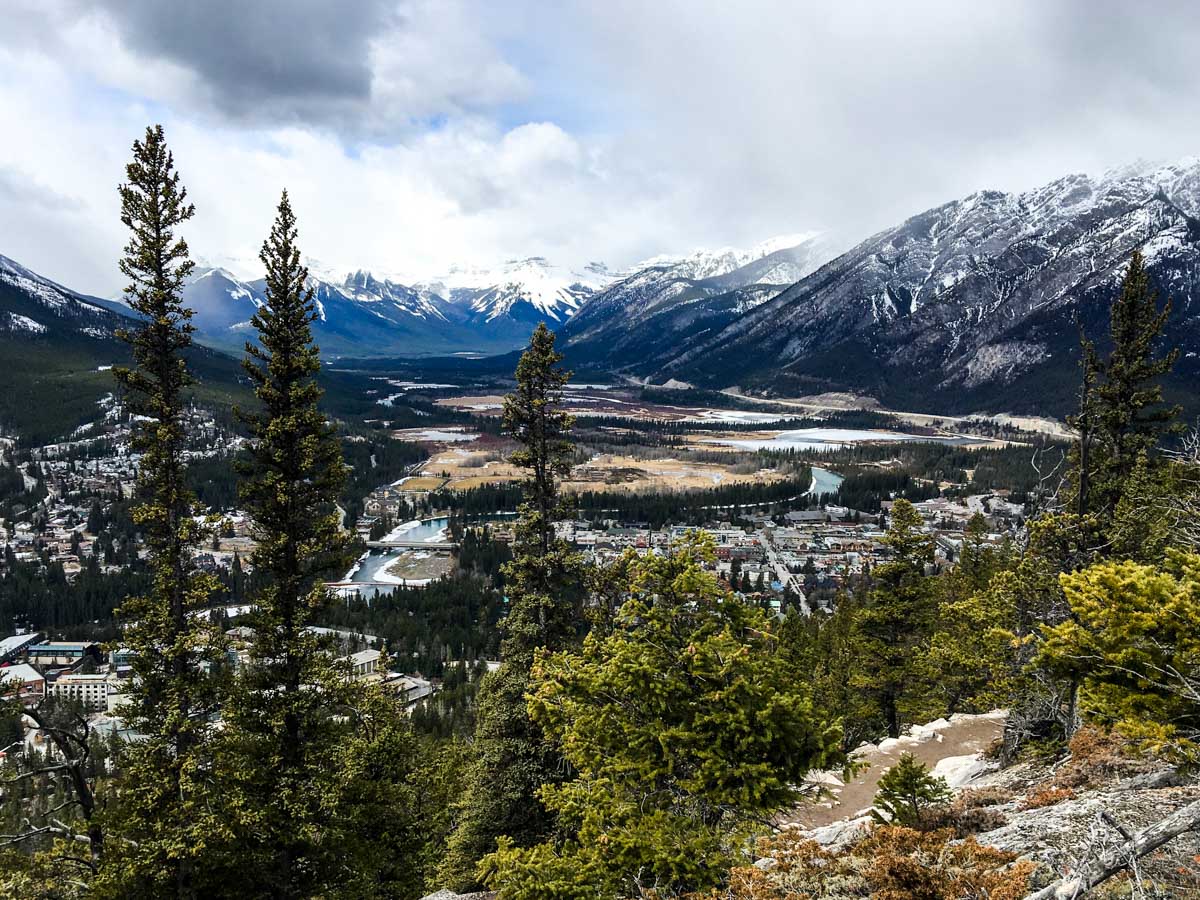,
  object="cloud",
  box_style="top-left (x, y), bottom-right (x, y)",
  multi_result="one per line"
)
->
top-left (4, 0), bottom-right (1200, 295)
top-left (0, 167), bottom-right (82, 212)
top-left (560, 0), bottom-right (1200, 241)
top-left (60, 0), bottom-right (527, 136)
